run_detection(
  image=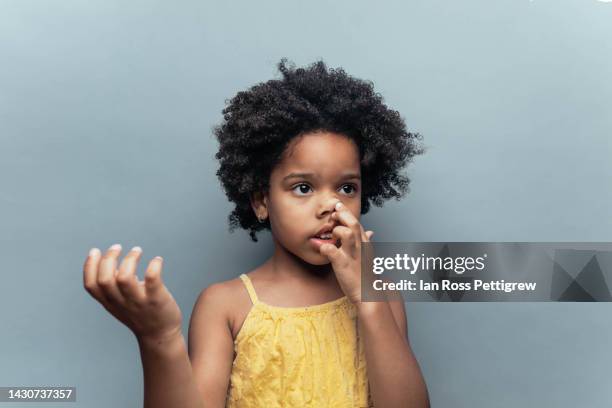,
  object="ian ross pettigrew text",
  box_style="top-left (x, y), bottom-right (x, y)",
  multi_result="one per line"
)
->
top-left (374, 279), bottom-right (537, 293)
